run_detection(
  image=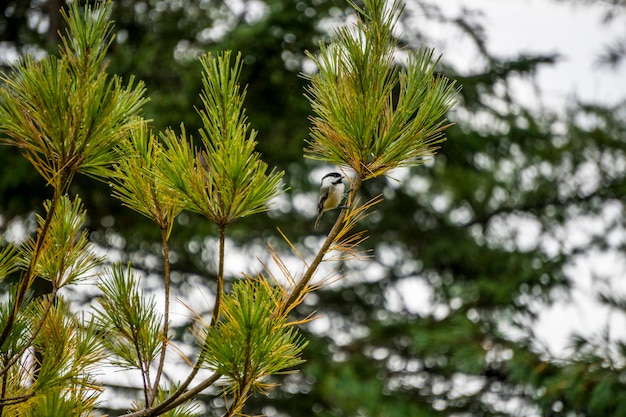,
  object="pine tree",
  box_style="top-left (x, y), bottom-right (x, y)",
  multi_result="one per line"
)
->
top-left (0, 0), bottom-right (458, 415)
top-left (2, 0), bottom-right (626, 416)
